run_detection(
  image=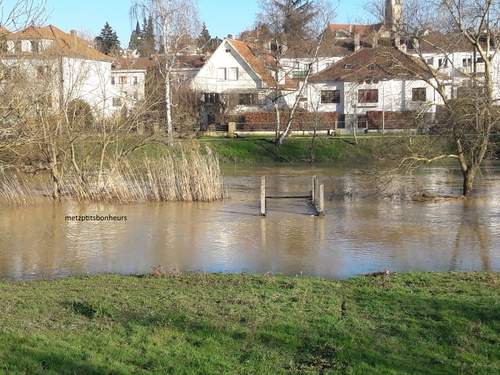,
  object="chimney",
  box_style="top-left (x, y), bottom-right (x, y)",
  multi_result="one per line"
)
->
top-left (372, 33), bottom-right (379, 48)
top-left (353, 31), bottom-right (360, 51)
top-left (70, 30), bottom-right (77, 51)
top-left (394, 34), bottom-right (400, 48)
top-left (412, 38), bottom-right (420, 51)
